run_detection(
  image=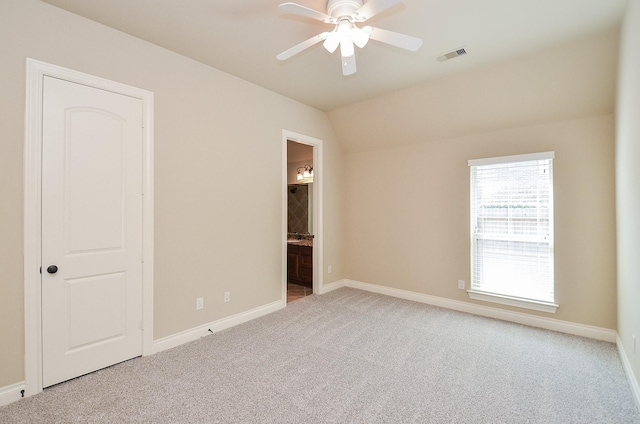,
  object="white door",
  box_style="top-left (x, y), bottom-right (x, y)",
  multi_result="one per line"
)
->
top-left (41, 76), bottom-right (144, 388)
